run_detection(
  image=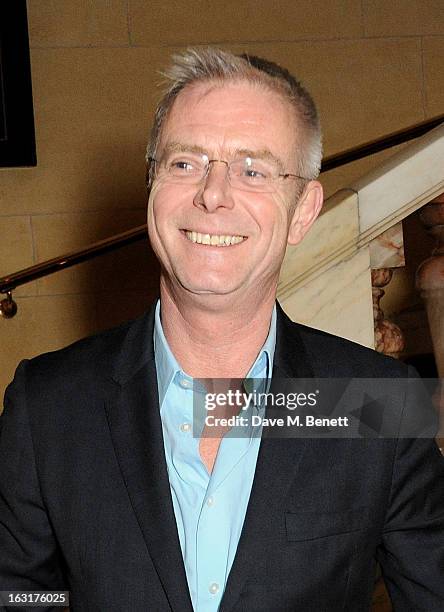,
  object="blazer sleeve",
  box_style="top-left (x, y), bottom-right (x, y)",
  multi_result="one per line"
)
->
top-left (377, 371), bottom-right (444, 610)
top-left (0, 360), bottom-right (67, 607)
